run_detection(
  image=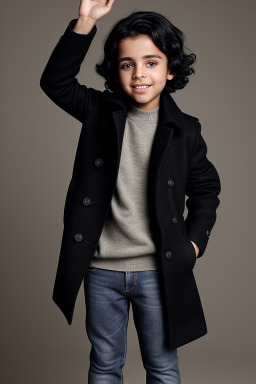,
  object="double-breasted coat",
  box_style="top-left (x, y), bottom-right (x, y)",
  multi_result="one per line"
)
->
top-left (40, 19), bottom-right (221, 349)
